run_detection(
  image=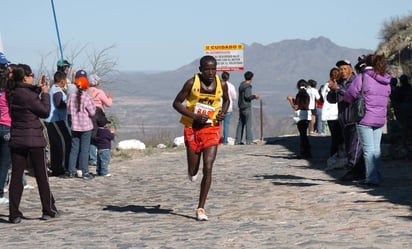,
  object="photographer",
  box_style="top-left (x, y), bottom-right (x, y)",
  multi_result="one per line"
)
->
top-left (7, 64), bottom-right (59, 223)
